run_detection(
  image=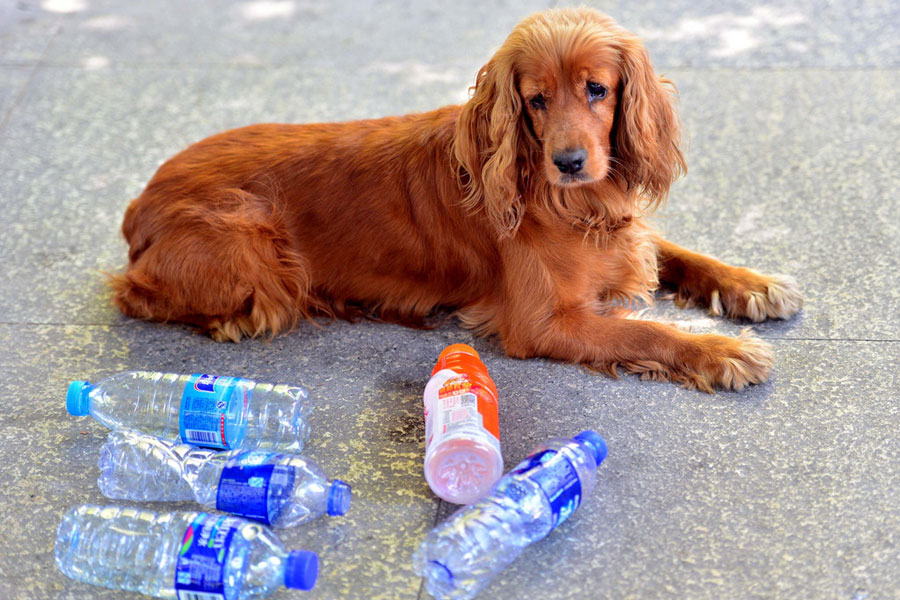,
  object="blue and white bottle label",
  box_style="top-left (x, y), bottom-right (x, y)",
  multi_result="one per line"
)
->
top-left (216, 451), bottom-right (295, 525)
top-left (174, 514), bottom-right (243, 600)
top-left (512, 449), bottom-right (582, 530)
top-left (179, 374), bottom-right (248, 449)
